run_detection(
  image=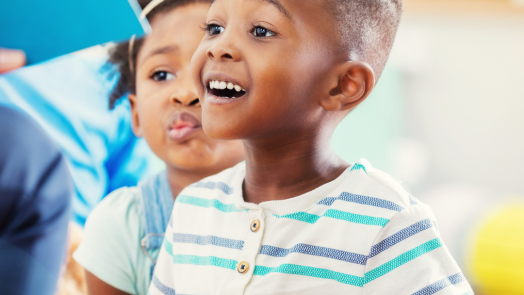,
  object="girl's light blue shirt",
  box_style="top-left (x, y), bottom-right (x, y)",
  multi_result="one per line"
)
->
top-left (74, 171), bottom-right (173, 295)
